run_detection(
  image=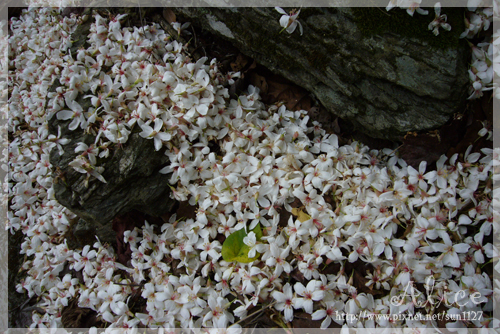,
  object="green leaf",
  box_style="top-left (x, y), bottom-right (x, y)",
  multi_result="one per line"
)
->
top-left (221, 224), bottom-right (262, 263)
